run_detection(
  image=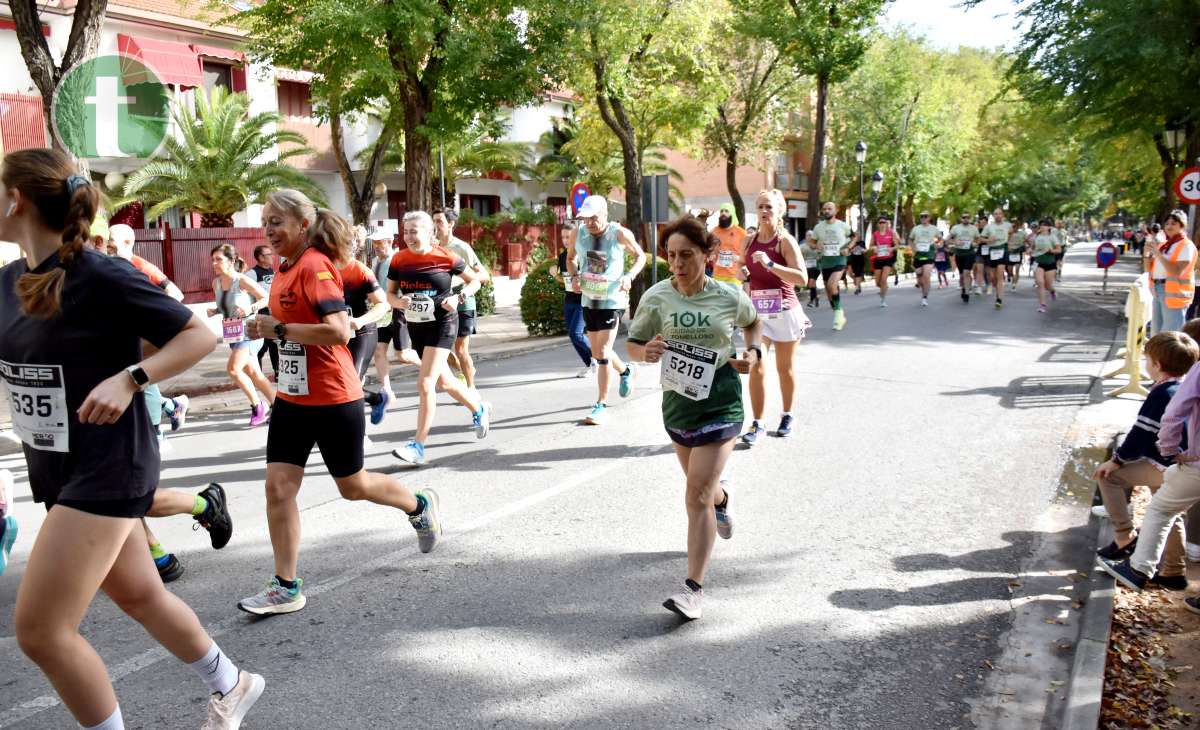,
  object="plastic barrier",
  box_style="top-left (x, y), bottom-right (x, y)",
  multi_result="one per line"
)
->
top-left (1104, 273), bottom-right (1153, 398)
